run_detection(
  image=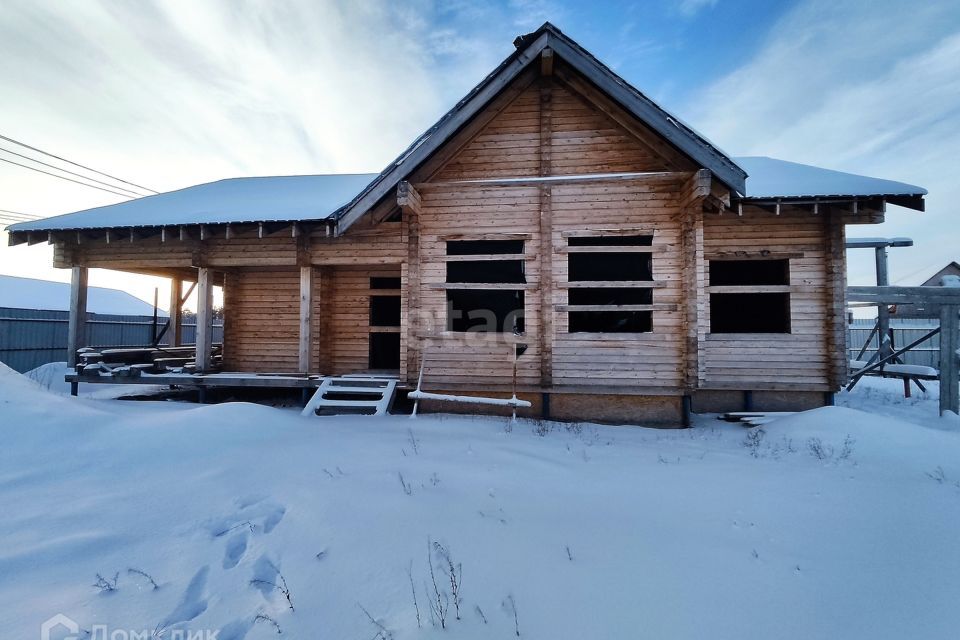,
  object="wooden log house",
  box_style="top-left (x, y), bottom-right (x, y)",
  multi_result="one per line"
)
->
top-left (7, 23), bottom-right (928, 424)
